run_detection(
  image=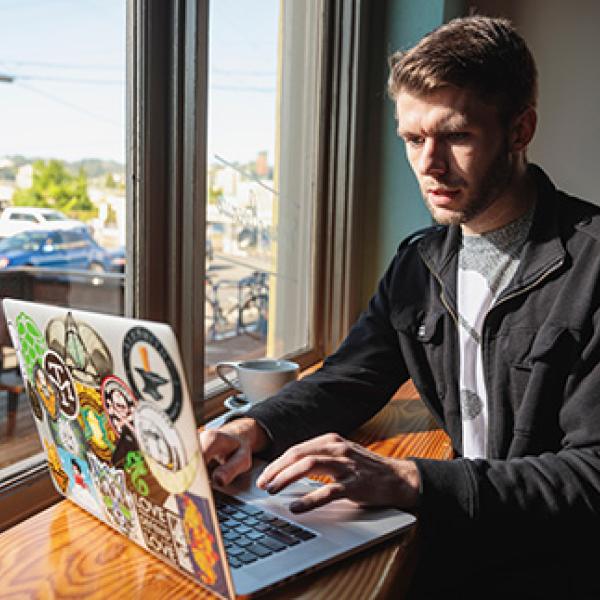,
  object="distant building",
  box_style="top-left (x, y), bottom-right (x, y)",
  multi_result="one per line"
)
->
top-left (255, 151), bottom-right (269, 178)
